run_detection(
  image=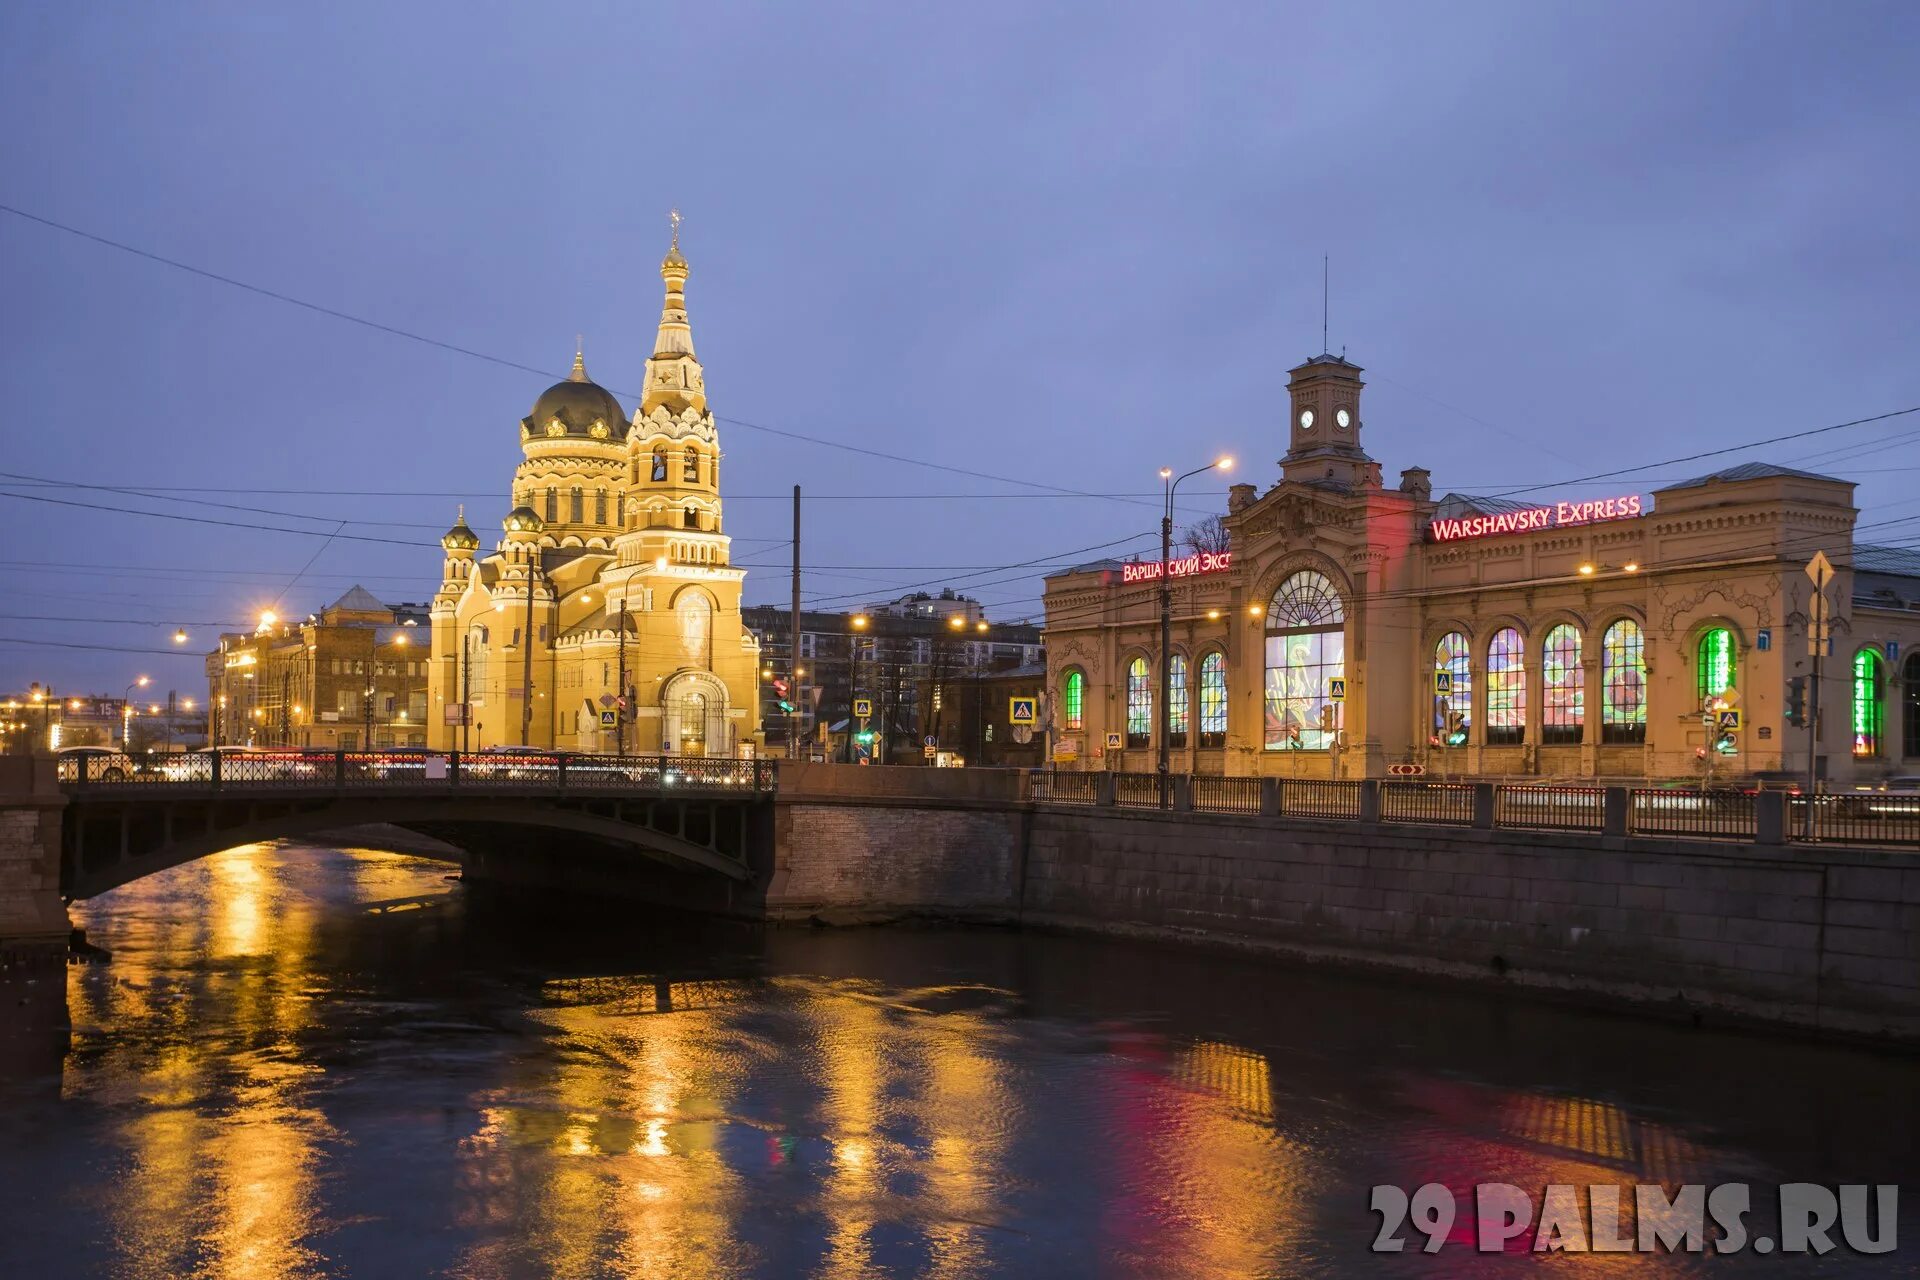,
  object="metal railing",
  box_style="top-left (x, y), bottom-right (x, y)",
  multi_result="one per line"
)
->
top-left (1192, 775), bottom-right (1262, 816)
top-left (1278, 778), bottom-right (1362, 821)
top-left (1380, 781), bottom-right (1475, 825)
top-left (1495, 785), bottom-right (1606, 832)
top-left (1031, 770), bottom-right (1099, 806)
top-left (1114, 772), bottom-right (1167, 809)
top-left (1794, 791), bottom-right (1920, 846)
top-left (58, 750), bottom-right (776, 795)
top-left (1628, 787), bottom-right (1756, 841)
